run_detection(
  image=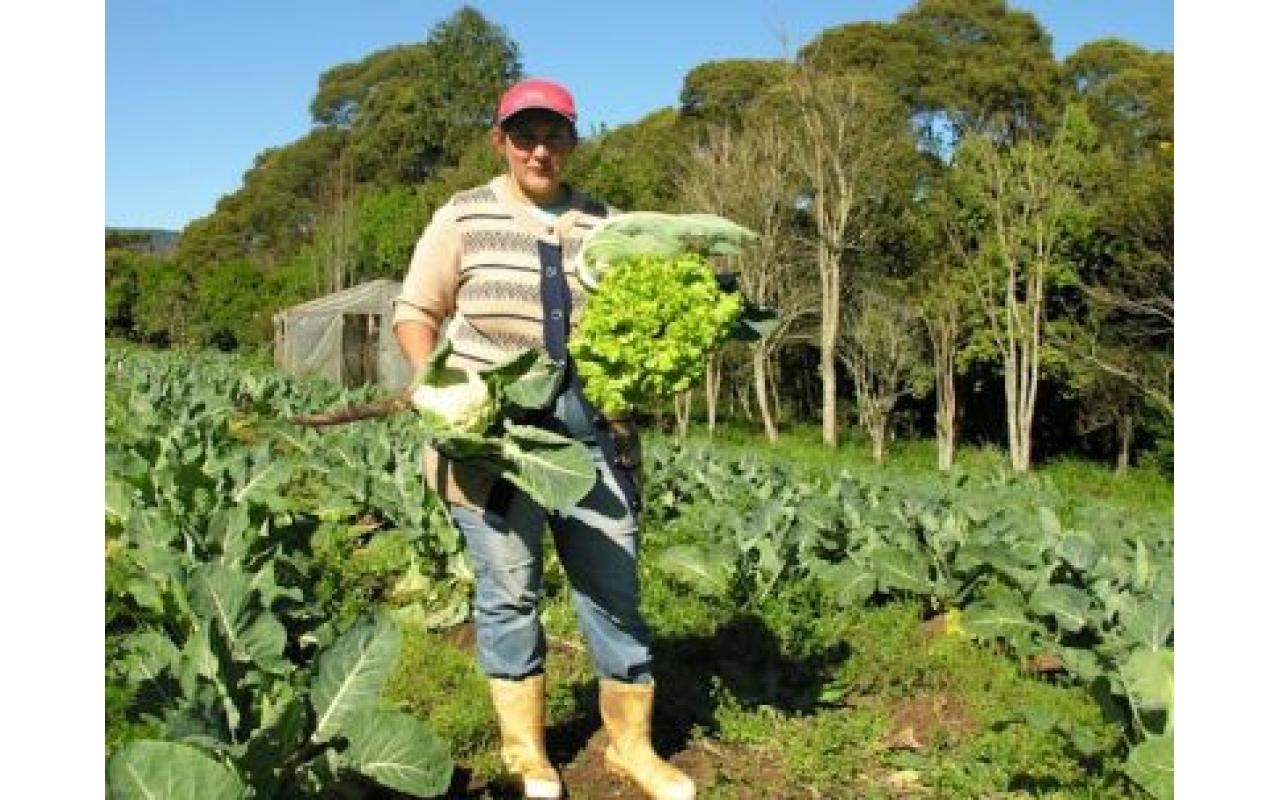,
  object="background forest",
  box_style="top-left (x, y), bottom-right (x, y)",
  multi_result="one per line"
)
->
top-left (104, 0), bottom-right (1173, 475)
